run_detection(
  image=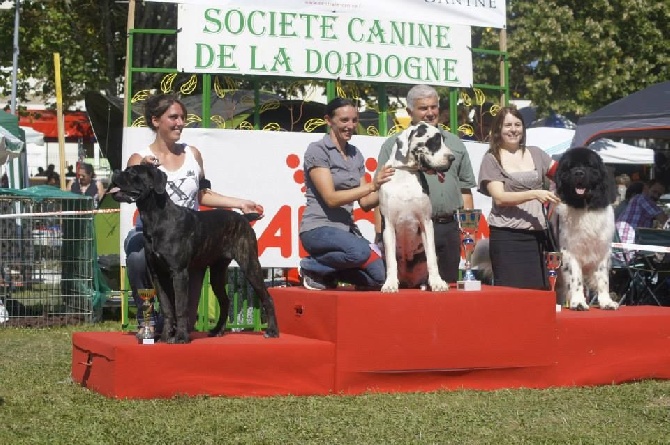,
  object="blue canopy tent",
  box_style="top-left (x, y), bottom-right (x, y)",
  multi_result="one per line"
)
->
top-left (571, 81), bottom-right (670, 147)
